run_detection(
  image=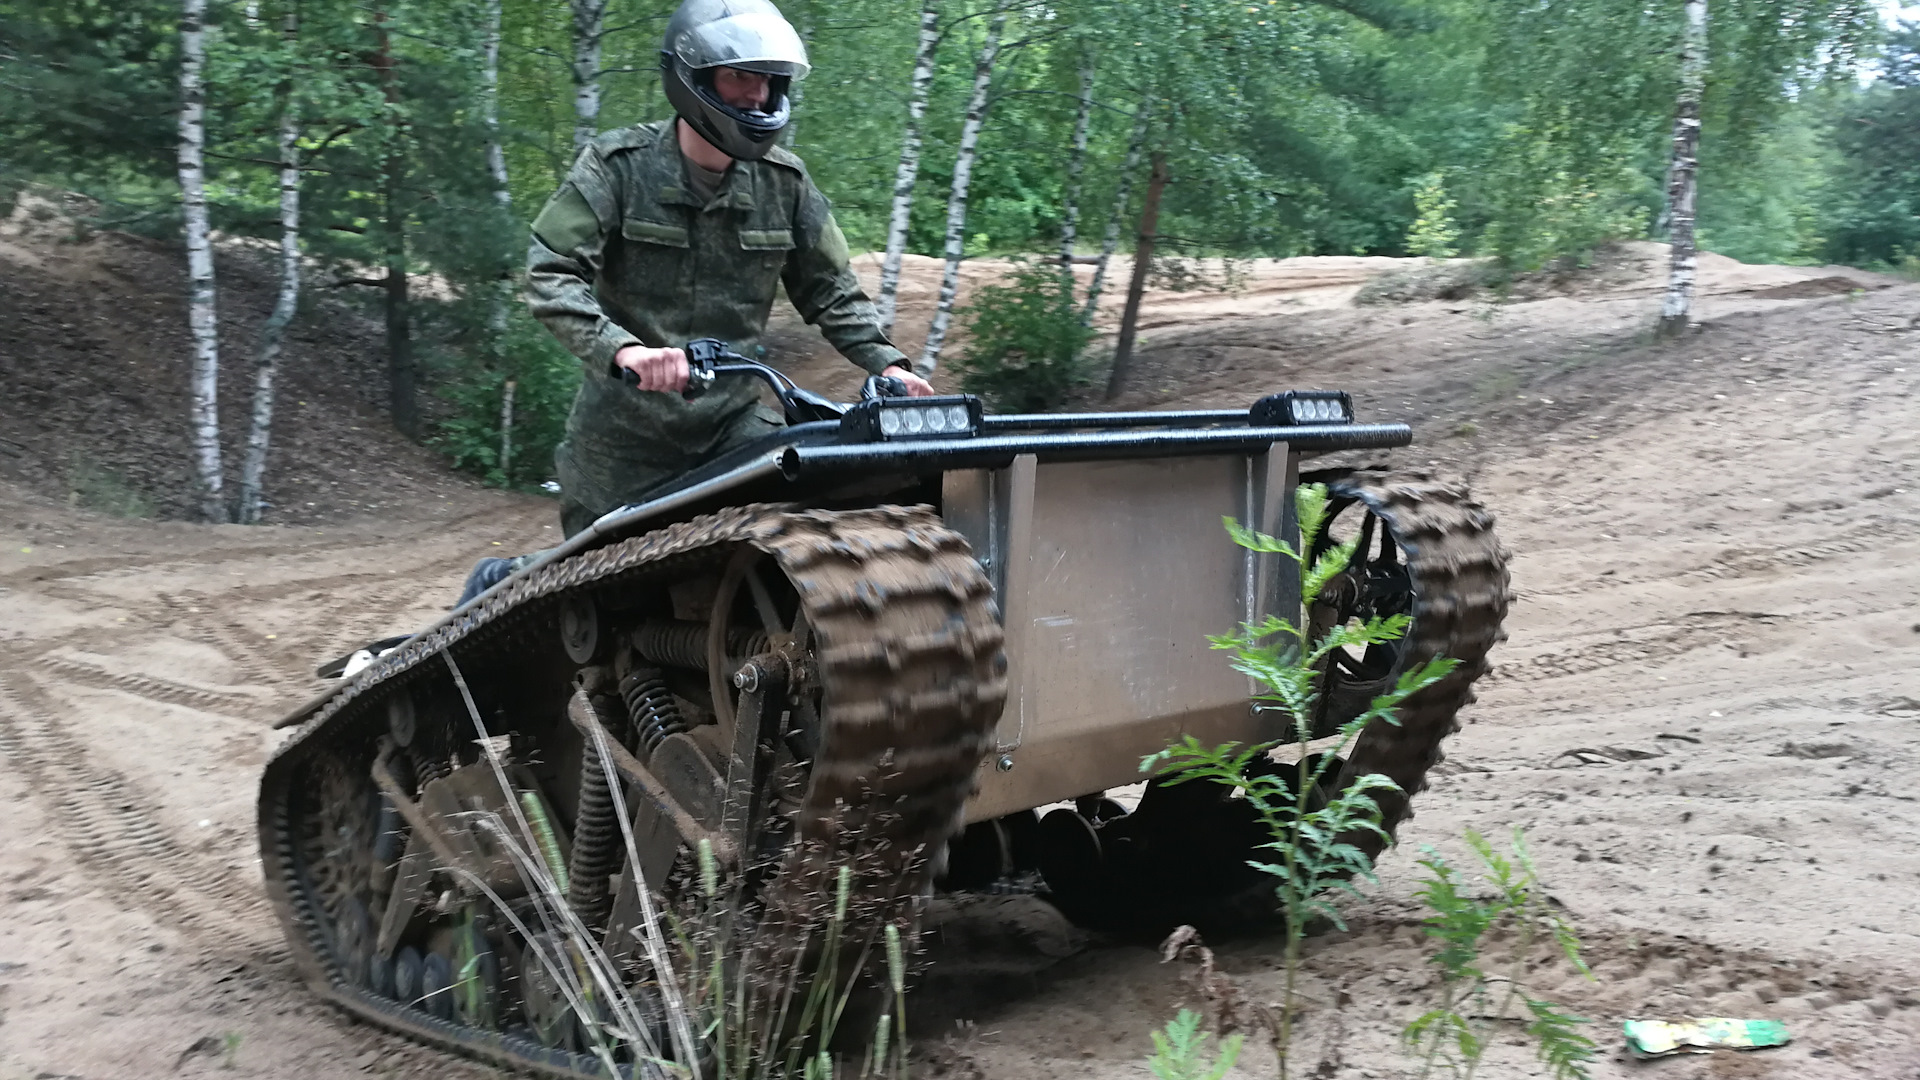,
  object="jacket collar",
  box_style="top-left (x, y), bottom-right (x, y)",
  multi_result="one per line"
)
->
top-left (643, 121), bottom-right (756, 212)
